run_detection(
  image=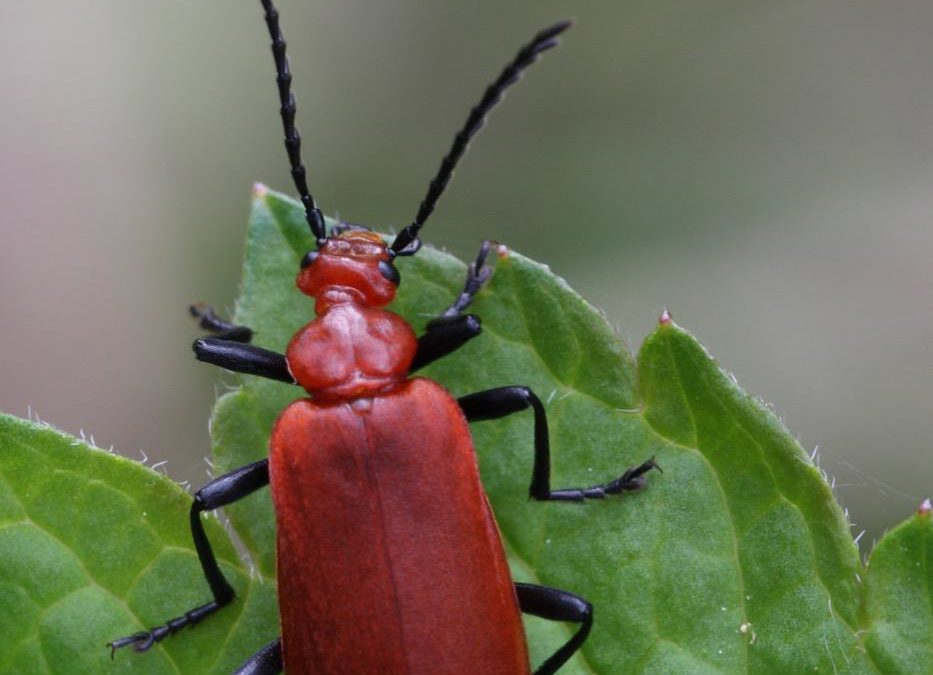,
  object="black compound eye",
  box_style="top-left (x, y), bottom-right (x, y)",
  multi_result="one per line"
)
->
top-left (378, 260), bottom-right (401, 285)
top-left (300, 250), bottom-right (319, 269)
